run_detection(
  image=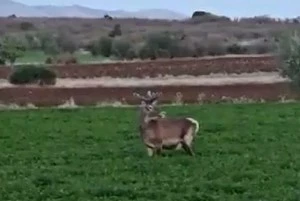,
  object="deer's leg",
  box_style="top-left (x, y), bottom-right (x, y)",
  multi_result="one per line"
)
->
top-left (146, 147), bottom-right (154, 157)
top-left (182, 128), bottom-right (195, 156)
top-left (175, 143), bottom-right (182, 150)
top-left (155, 144), bottom-right (163, 155)
top-left (181, 142), bottom-right (195, 156)
top-left (184, 127), bottom-right (194, 147)
top-left (144, 141), bottom-right (156, 157)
